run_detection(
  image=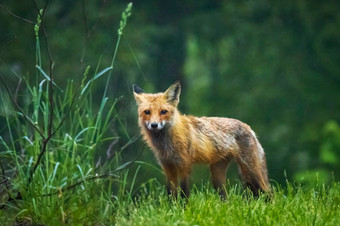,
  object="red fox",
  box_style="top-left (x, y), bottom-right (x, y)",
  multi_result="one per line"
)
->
top-left (133, 81), bottom-right (270, 199)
